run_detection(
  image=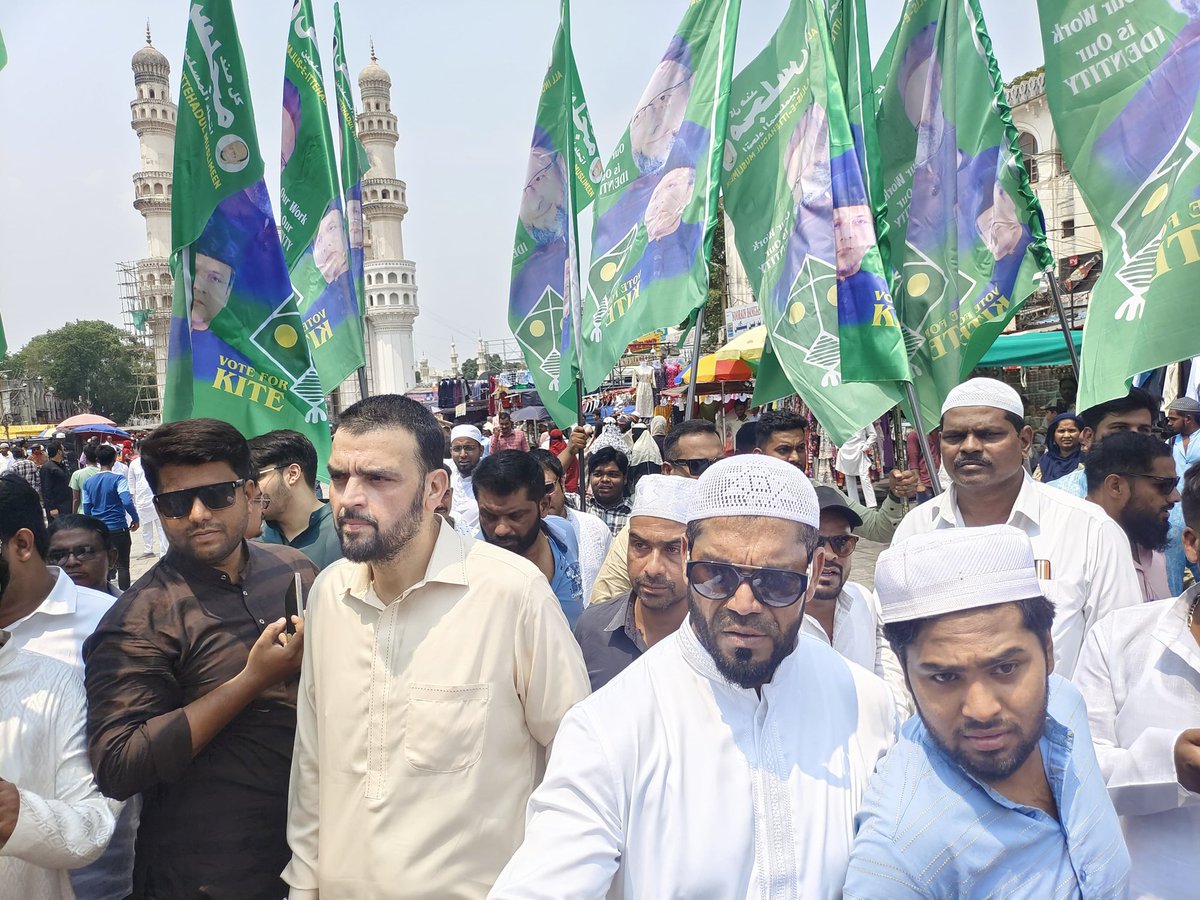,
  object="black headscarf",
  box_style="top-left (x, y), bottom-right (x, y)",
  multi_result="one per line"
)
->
top-left (1038, 412), bottom-right (1084, 482)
